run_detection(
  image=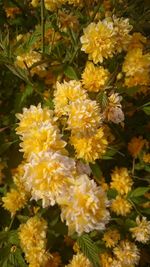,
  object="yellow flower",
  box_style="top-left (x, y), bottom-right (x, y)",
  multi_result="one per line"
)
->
top-left (80, 20), bottom-right (116, 63)
top-left (5, 7), bottom-right (21, 18)
top-left (112, 16), bottom-right (132, 53)
top-left (58, 174), bottom-right (110, 235)
top-left (23, 151), bottom-right (76, 207)
top-left (111, 195), bottom-right (132, 216)
top-left (45, 252), bottom-right (62, 267)
top-left (67, 99), bottom-right (101, 135)
top-left (44, 0), bottom-right (66, 11)
top-left (67, 0), bottom-right (83, 5)
top-left (19, 121), bottom-right (66, 158)
top-left (122, 48), bottom-right (150, 87)
top-left (103, 92), bottom-right (124, 124)
top-left (143, 153), bottom-right (150, 163)
top-left (70, 128), bottom-right (108, 163)
top-left (65, 253), bottom-right (93, 267)
top-left (130, 216), bottom-right (150, 243)
top-left (54, 80), bottom-right (87, 117)
top-left (128, 32), bottom-right (147, 50)
top-left (19, 216), bottom-right (50, 267)
top-left (82, 62), bottom-right (110, 92)
top-left (110, 167), bottom-right (133, 195)
top-left (16, 51), bottom-right (46, 76)
top-left (124, 71), bottom-right (150, 87)
top-left (113, 240), bottom-right (140, 266)
top-left (100, 253), bottom-right (122, 267)
top-left (31, 0), bottom-right (40, 7)
top-left (16, 104), bottom-right (55, 137)
top-left (128, 136), bottom-right (146, 158)
top-left (102, 229), bottom-right (120, 248)
top-left (2, 189), bottom-right (28, 216)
